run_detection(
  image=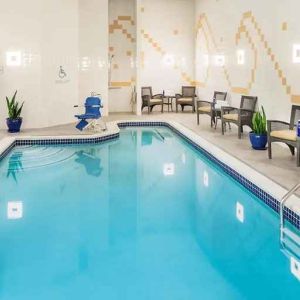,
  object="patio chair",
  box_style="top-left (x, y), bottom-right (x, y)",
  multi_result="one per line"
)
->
top-left (197, 91), bottom-right (227, 126)
top-left (221, 95), bottom-right (257, 139)
top-left (141, 87), bottom-right (163, 113)
top-left (267, 105), bottom-right (300, 166)
top-left (74, 95), bottom-right (104, 131)
top-left (176, 86), bottom-right (196, 112)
